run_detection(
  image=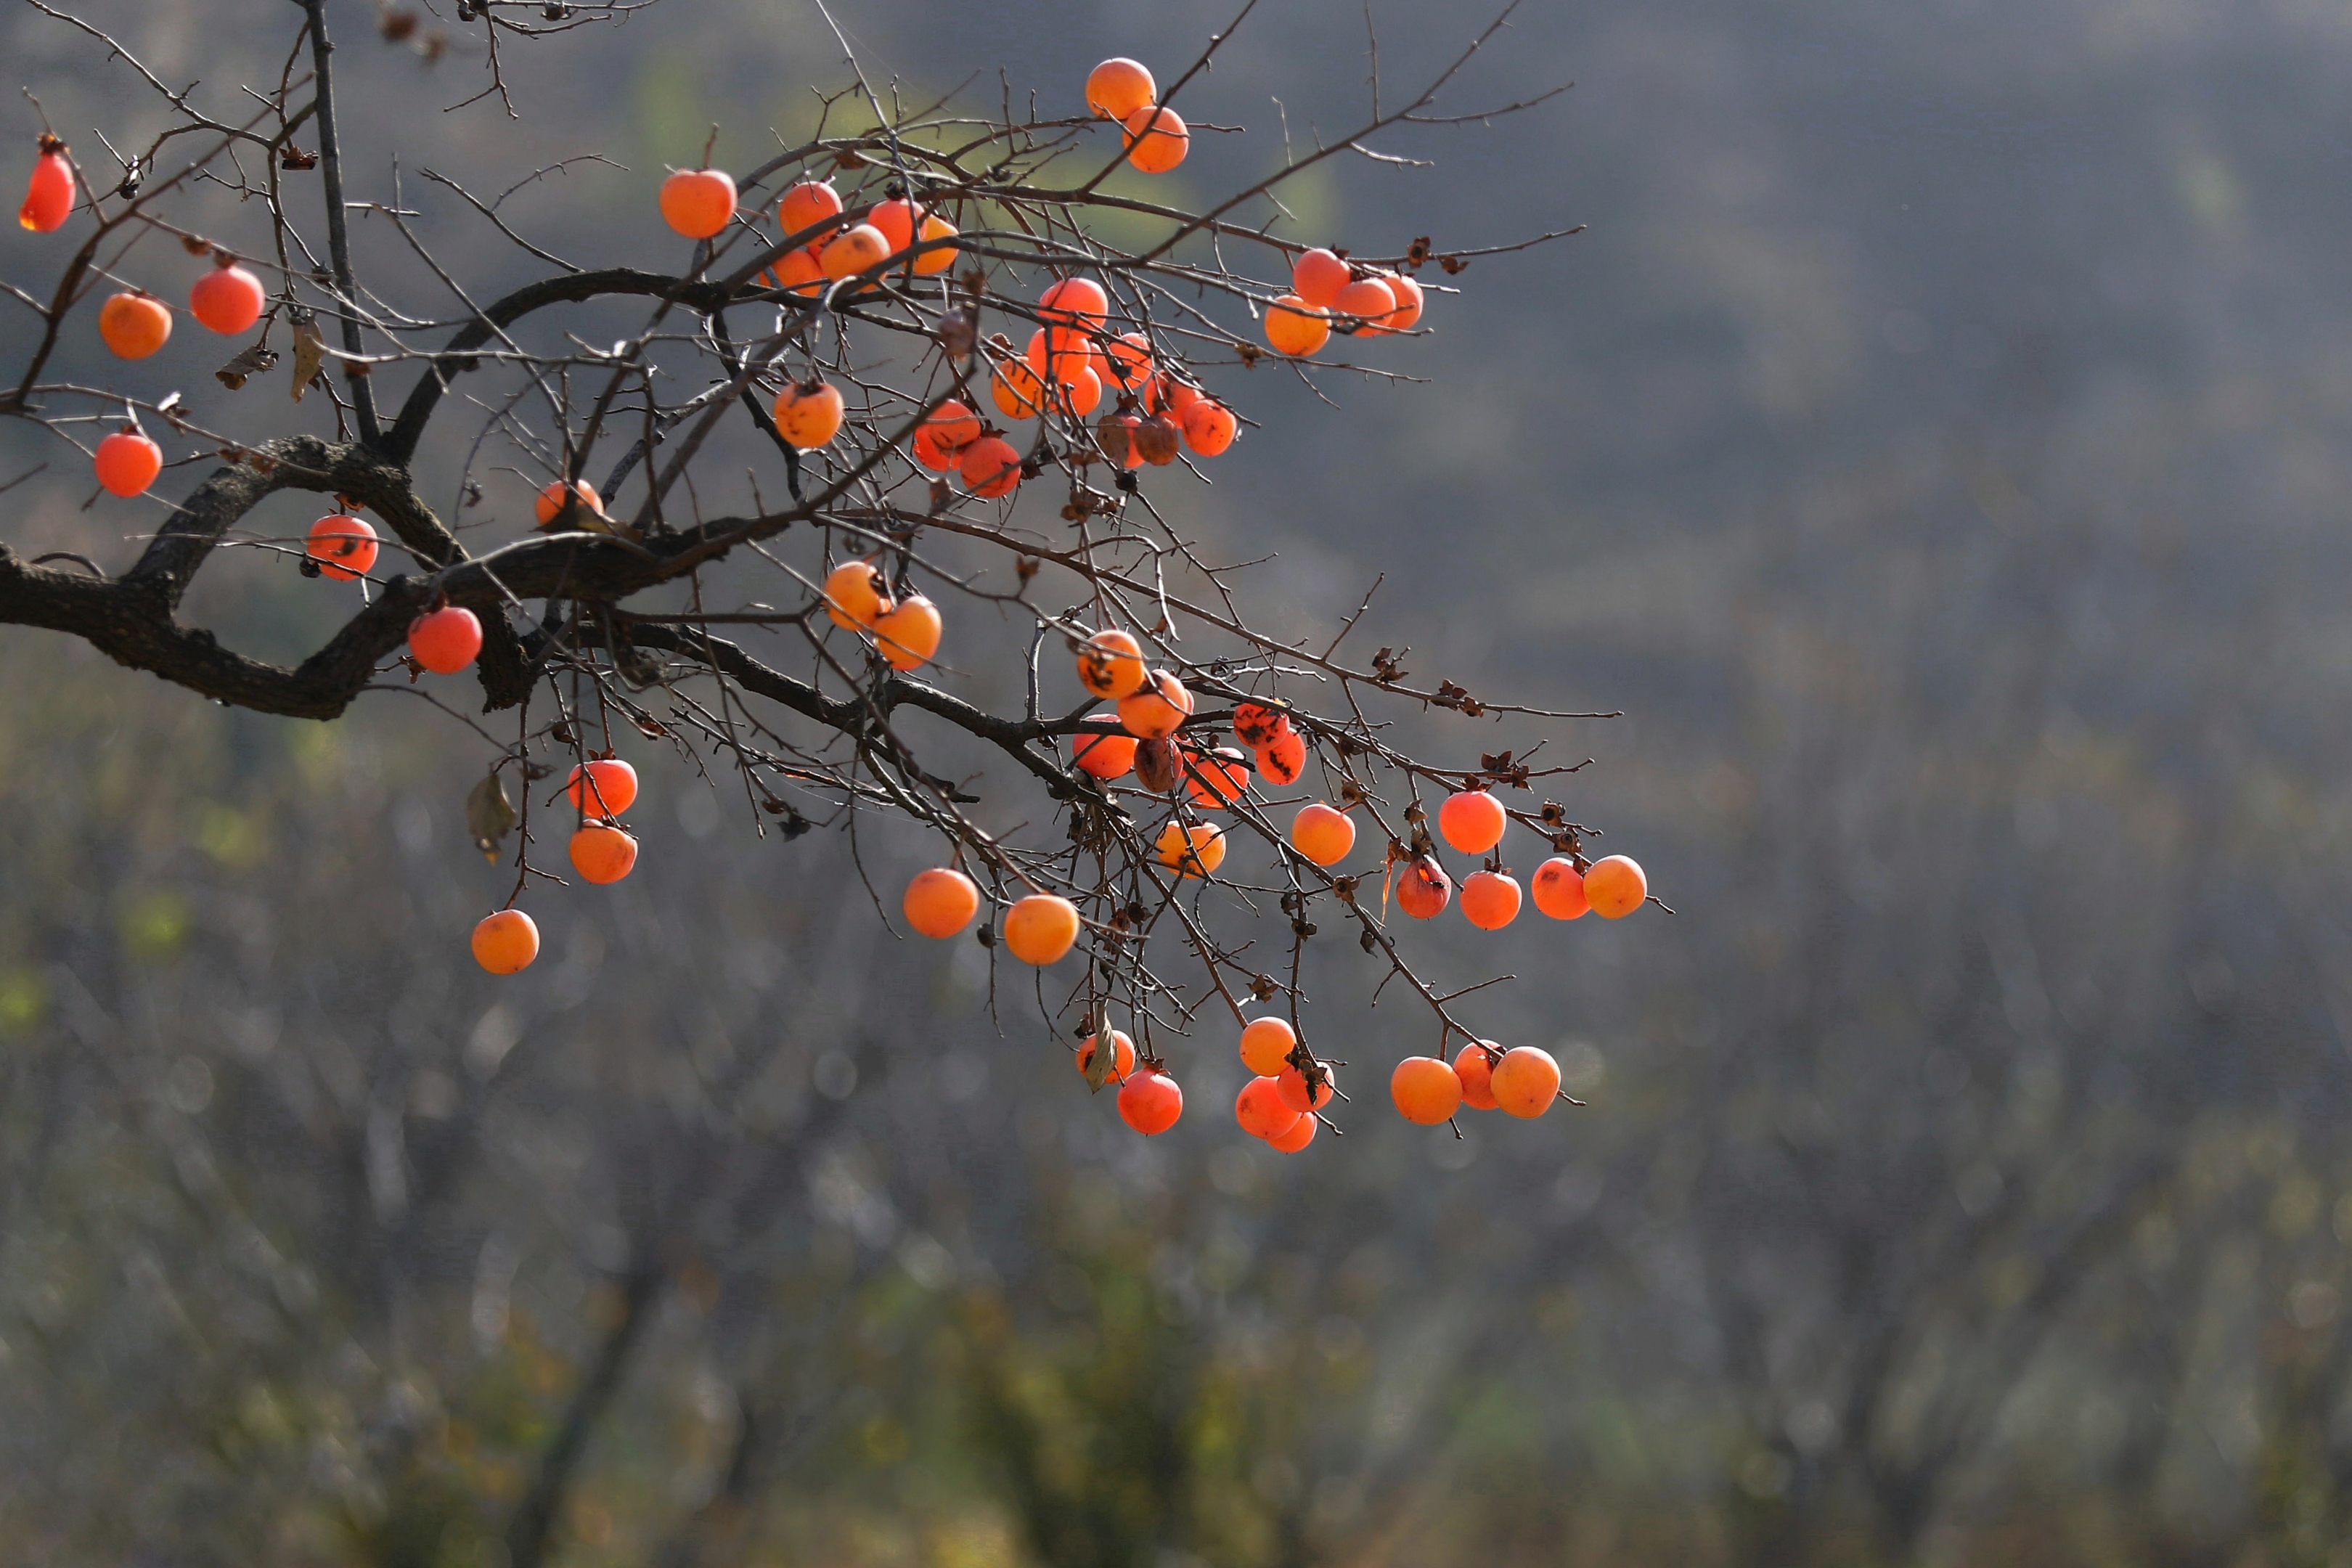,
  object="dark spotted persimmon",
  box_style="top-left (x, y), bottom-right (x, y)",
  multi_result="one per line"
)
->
top-left (1392, 855), bottom-right (1452, 919)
